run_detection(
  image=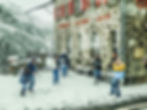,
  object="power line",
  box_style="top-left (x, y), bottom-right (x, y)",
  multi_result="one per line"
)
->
top-left (25, 0), bottom-right (54, 14)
